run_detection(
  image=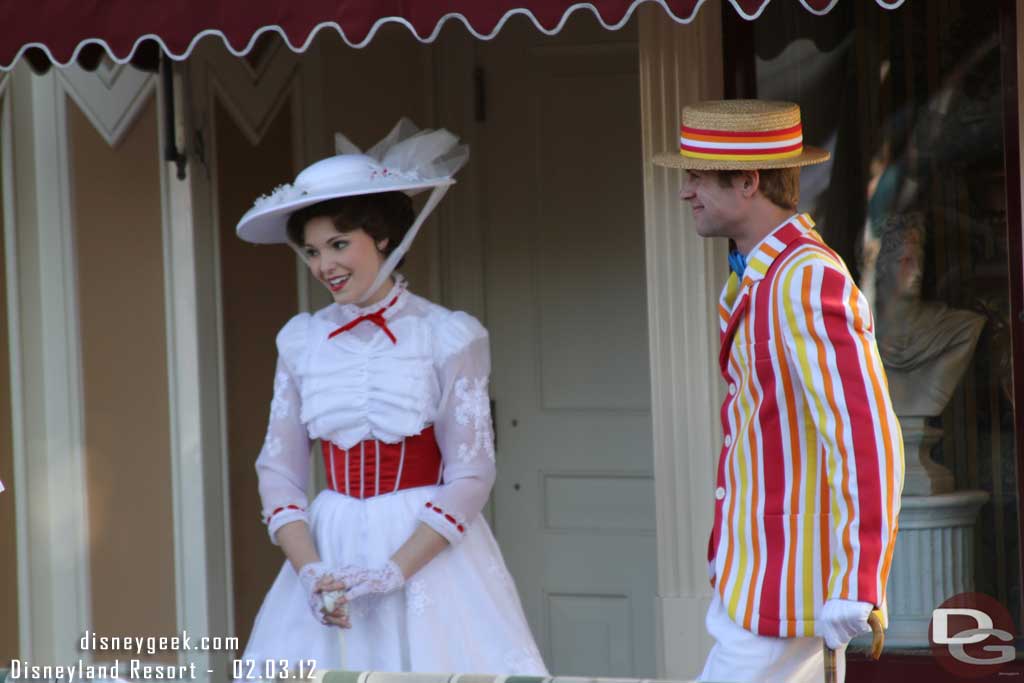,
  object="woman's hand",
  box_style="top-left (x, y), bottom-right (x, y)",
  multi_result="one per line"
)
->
top-left (317, 575), bottom-right (352, 628)
top-left (338, 561), bottom-right (406, 602)
top-left (298, 562), bottom-right (352, 628)
top-left (302, 525), bottom-right (444, 625)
